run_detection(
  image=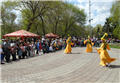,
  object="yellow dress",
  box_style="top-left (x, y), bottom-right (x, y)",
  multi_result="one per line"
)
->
top-left (64, 39), bottom-right (72, 54)
top-left (84, 39), bottom-right (93, 53)
top-left (97, 43), bottom-right (116, 66)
